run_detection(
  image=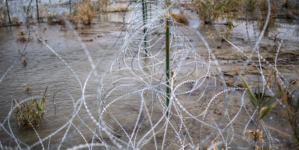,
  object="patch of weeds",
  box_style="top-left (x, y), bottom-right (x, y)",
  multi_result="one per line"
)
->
top-left (16, 30), bottom-right (33, 42)
top-left (223, 0), bottom-right (244, 13)
top-left (221, 21), bottom-right (238, 42)
top-left (22, 58), bottom-right (27, 67)
top-left (255, 0), bottom-right (278, 36)
top-left (274, 71), bottom-right (299, 146)
top-left (14, 86), bottom-right (49, 128)
top-left (241, 74), bottom-right (283, 129)
top-left (11, 17), bottom-right (21, 26)
top-left (195, 0), bottom-right (224, 24)
top-left (242, 71), bottom-right (299, 147)
top-left (170, 13), bottom-right (189, 25)
top-left (195, 0), bottom-right (237, 24)
top-left (207, 28), bottom-right (221, 48)
top-left (69, 0), bottom-right (96, 25)
top-left (241, 74), bottom-right (283, 149)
